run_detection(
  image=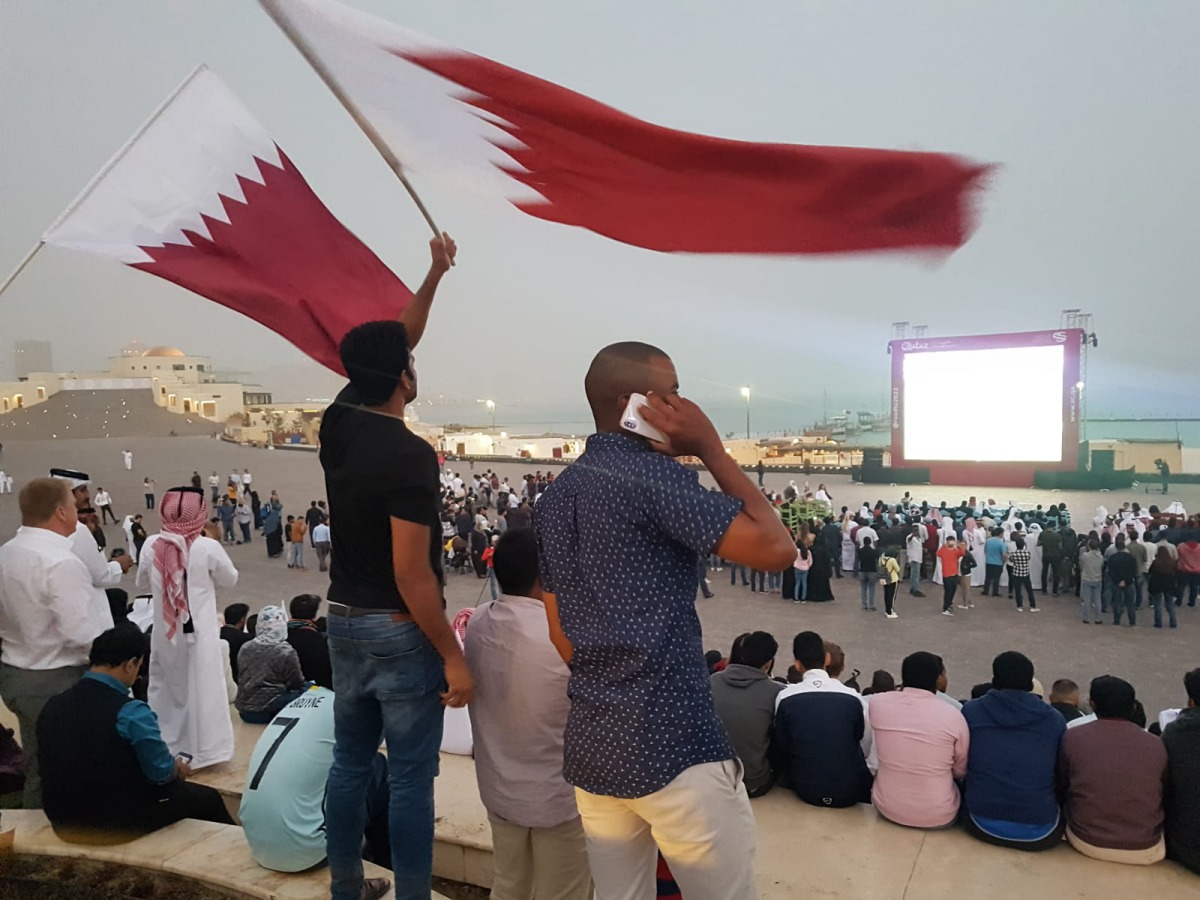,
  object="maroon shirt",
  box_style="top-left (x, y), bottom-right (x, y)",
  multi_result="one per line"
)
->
top-left (1059, 718), bottom-right (1167, 850)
